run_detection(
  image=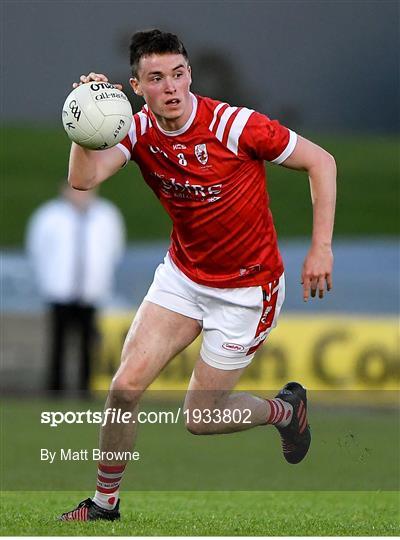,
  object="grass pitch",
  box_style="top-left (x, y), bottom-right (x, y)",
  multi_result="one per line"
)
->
top-left (1, 397), bottom-right (399, 535)
top-left (2, 397), bottom-right (398, 492)
top-left (1, 490), bottom-right (399, 536)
